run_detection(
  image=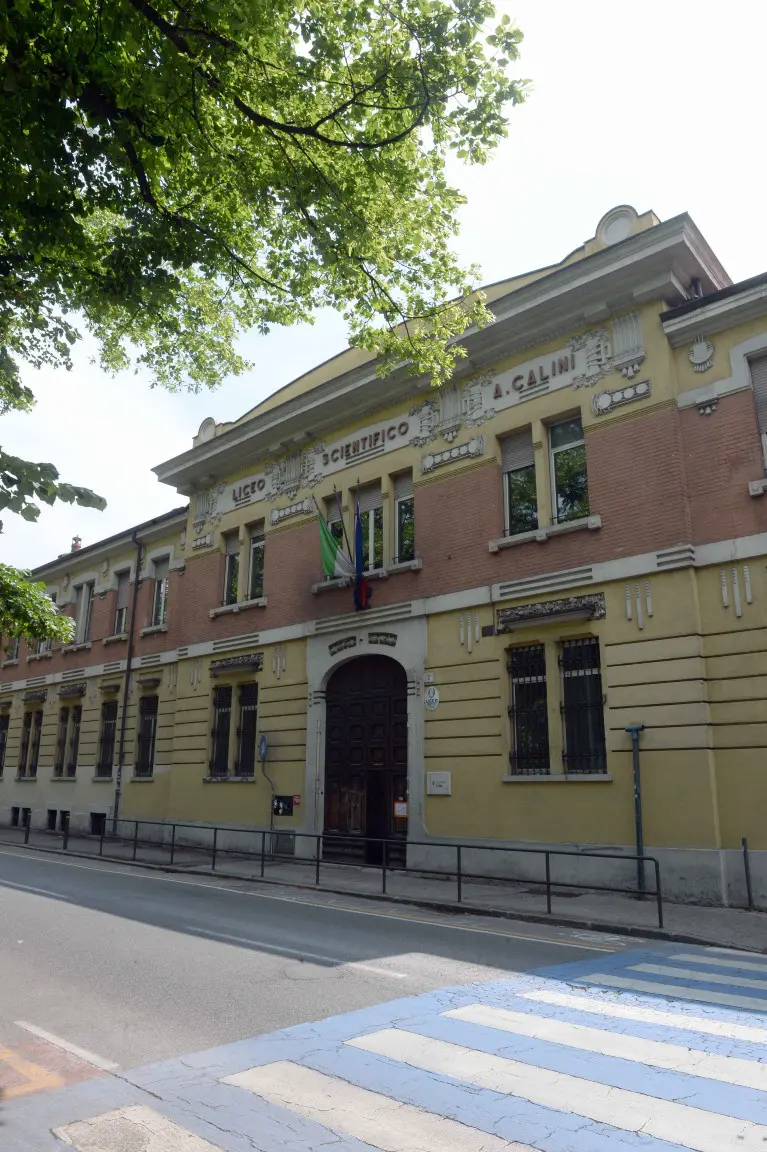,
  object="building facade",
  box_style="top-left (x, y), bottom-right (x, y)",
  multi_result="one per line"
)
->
top-left (2, 205), bottom-right (766, 905)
